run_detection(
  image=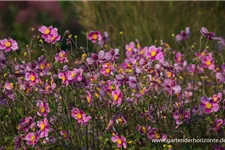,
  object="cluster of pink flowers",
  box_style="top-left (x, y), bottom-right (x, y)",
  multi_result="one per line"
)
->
top-left (1, 25), bottom-right (225, 149)
top-left (38, 25), bottom-right (61, 44)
